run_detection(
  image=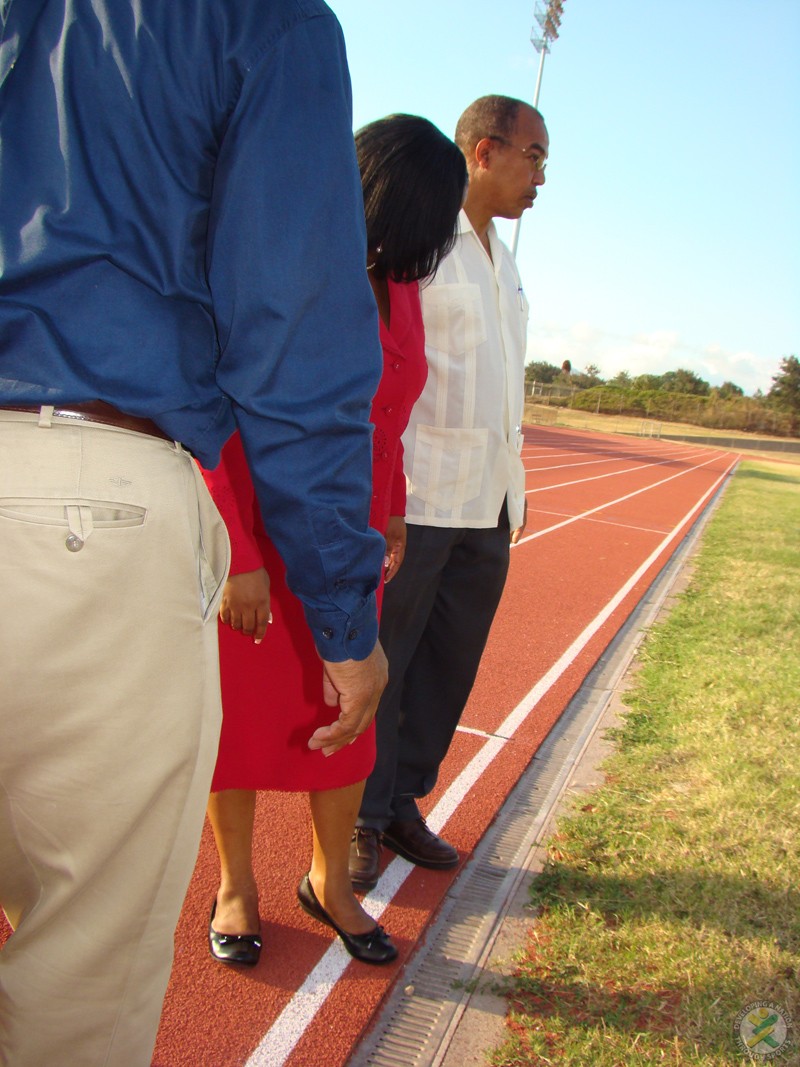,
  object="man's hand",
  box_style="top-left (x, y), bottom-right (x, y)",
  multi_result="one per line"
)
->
top-left (219, 568), bottom-right (272, 644)
top-left (308, 642), bottom-right (388, 756)
top-left (510, 498), bottom-right (528, 545)
top-left (383, 515), bottom-right (407, 583)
